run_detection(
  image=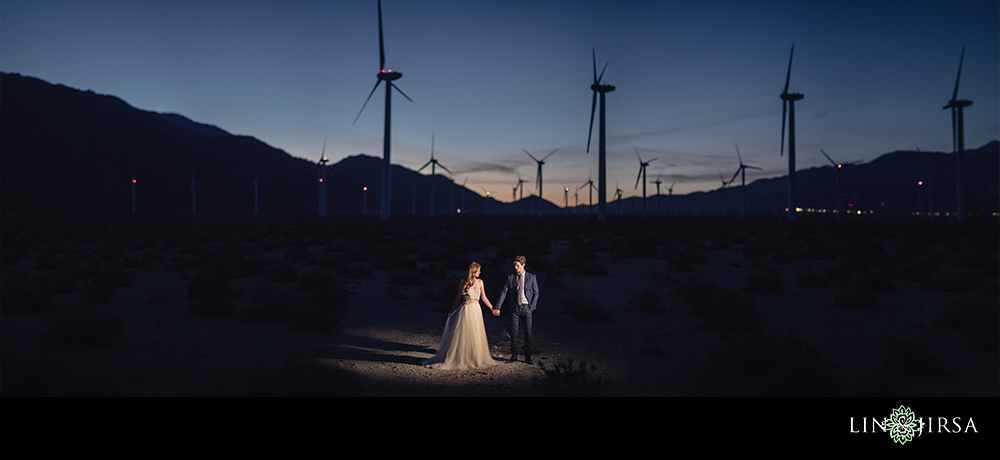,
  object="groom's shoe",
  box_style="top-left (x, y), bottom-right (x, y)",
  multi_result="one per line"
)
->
top-left (508, 355), bottom-right (518, 363)
top-left (524, 357), bottom-right (534, 365)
